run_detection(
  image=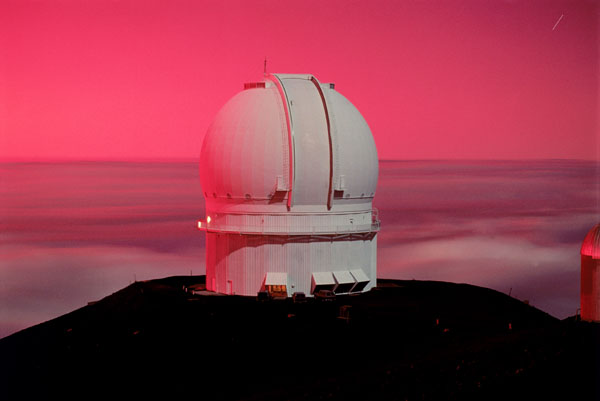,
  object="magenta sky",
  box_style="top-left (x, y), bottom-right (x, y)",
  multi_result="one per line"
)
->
top-left (0, 0), bottom-right (597, 161)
